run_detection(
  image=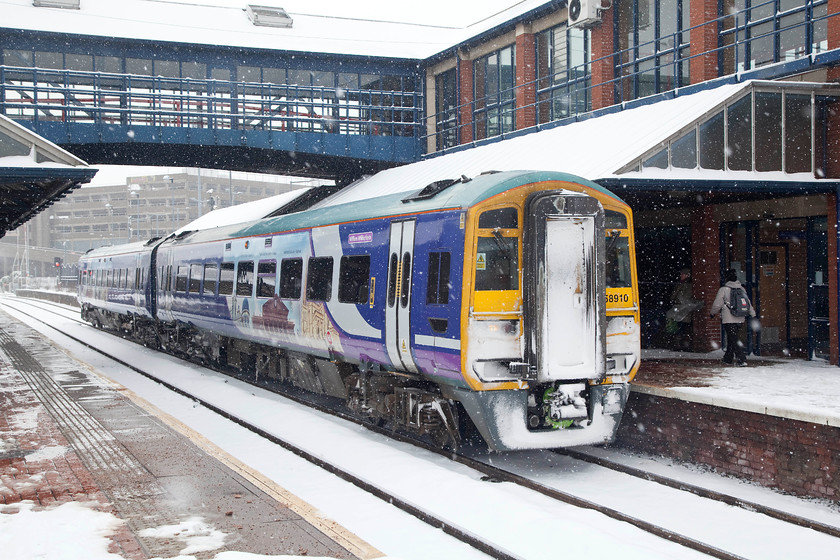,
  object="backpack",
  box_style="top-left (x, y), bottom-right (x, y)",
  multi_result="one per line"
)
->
top-left (727, 286), bottom-right (750, 317)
